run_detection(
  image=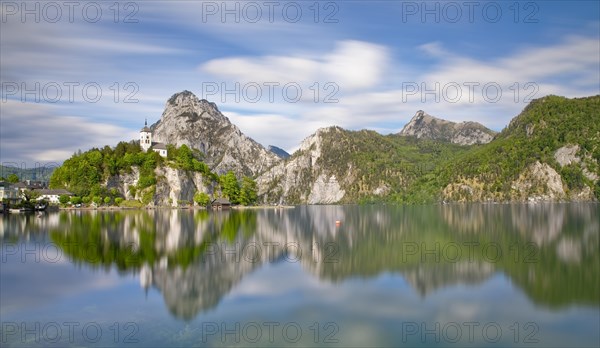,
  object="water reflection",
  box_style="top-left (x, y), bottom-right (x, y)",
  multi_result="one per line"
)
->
top-left (1, 203), bottom-right (598, 320)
